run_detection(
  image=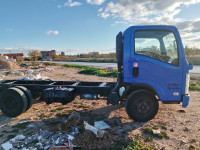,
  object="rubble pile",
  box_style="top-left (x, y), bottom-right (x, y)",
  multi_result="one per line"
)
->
top-left (72, 130), bottom-right (113, 150)
top-left (1, 113), bottom-right (112, 150)
top-left (1, 130), bottom-right (76, 150)
top-left (59, 112), bottom-right (80, 133)
top-left (0, 67), bottom-right (54, 80)
top-left (0, 61), bottom-right (20, 70)
top-left (17, 74), bottom-right (49, 81)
